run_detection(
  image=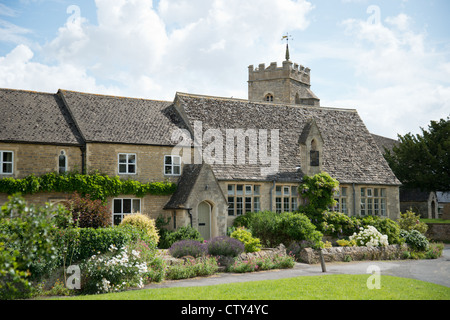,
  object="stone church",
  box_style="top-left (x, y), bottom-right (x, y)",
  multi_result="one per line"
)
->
top-left (0, 48), bottom-right (401, 240)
